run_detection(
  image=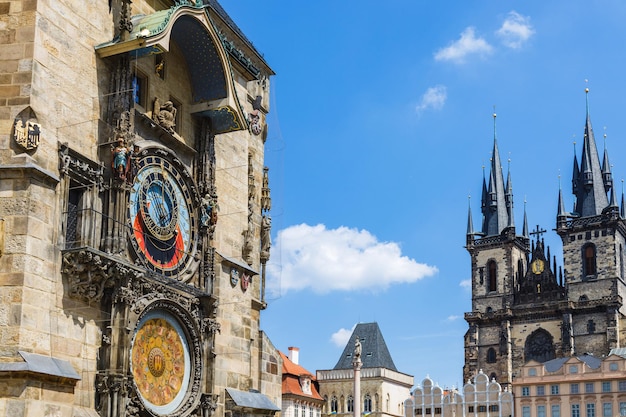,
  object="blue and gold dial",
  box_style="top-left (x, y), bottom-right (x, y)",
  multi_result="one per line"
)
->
top-left (129, 152), bottom-right (196, 277)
